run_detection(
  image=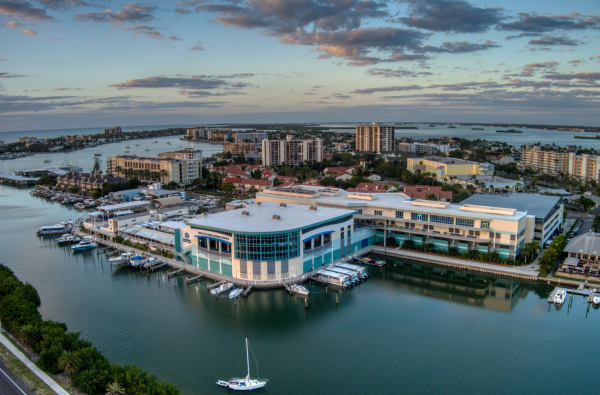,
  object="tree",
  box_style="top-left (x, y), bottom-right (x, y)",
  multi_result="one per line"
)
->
top-left (425, 193), bottom-right (438, 201)
top-left (221, 182), bottom-right (235, 194)
top-left (106, 382), bottom-right (124, 395)
top-left (19, 323), bottom-right (41, 346)
top-left (58, 350), bottom-right (82, 376)
top-left (92, 161), bottom-right (101, 174)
